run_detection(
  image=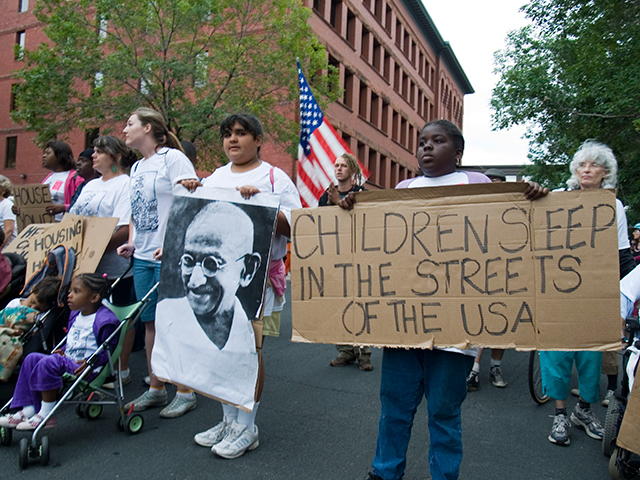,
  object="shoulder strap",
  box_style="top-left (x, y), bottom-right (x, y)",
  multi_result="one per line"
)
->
top-left (269, 167), bottom-right (275, 193)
